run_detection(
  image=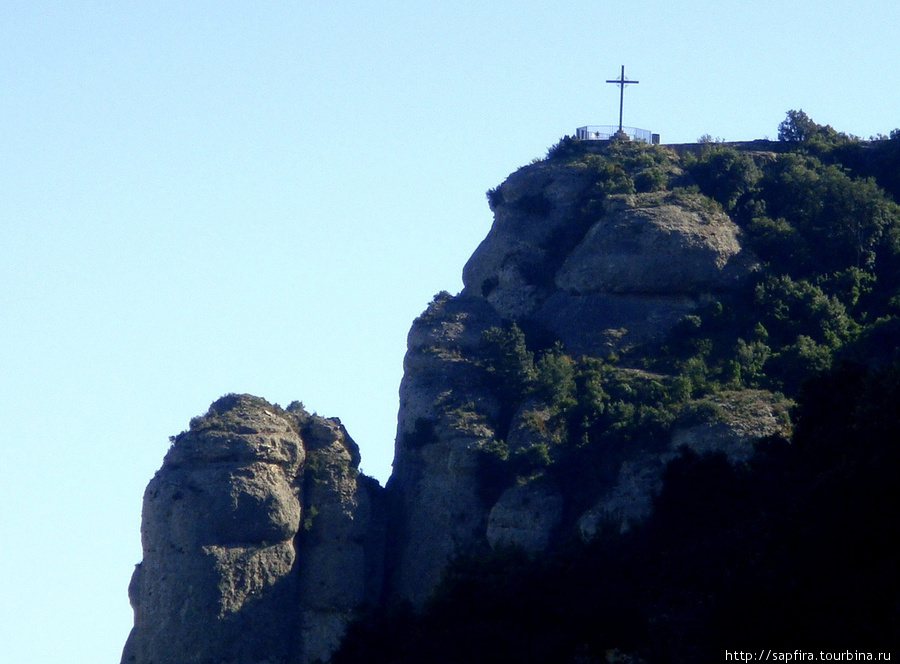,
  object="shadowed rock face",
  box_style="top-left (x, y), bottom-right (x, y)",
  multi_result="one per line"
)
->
top-left (486, 483), bottom-right (564, 553)
top-left (577, 389), bottom-right (792, 540)
top-left (296, 416), bottom-right (385, 664)
top-left (121, 394), bottom-right (384, 664)
top-left (387, 293), bottom-right (503, 607)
